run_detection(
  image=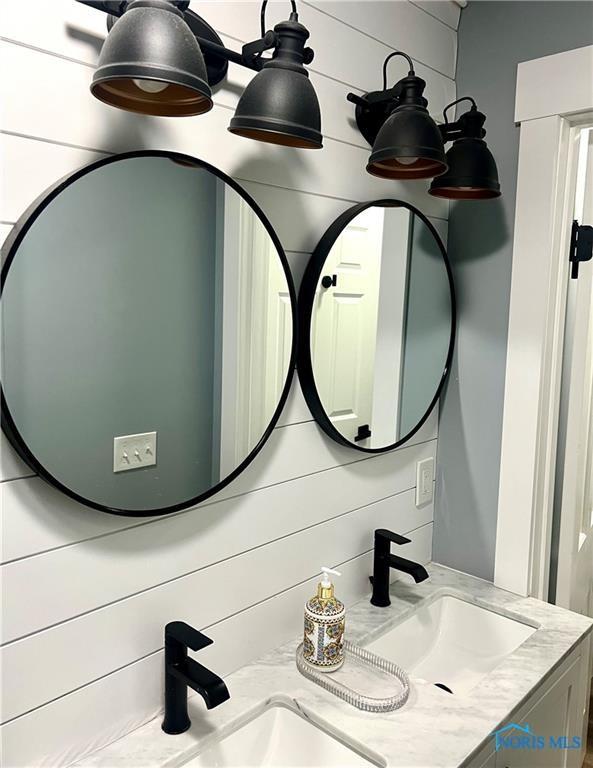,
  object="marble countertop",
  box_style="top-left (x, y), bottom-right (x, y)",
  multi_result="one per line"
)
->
top-left (74, 564), bottom-right (593, 768)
